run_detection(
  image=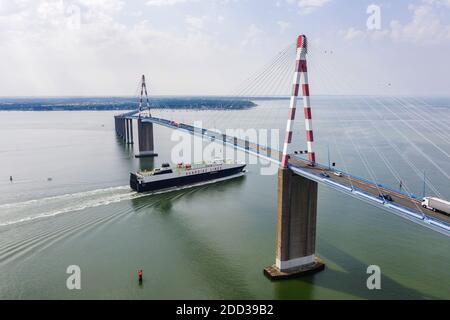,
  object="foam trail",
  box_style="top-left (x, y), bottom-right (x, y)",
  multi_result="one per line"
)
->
top-left (0, 172), bottom-right (245, 227)
top-left (0, 186), bottom-right (131, 210)
top-left (0, 186), bottom-right (140, 227)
